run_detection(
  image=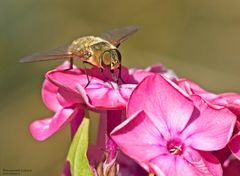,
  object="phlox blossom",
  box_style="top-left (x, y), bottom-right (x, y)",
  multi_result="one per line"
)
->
top-left (111, 74), bottom-right (236, 176)
top-left (178, 79), bottom-right (240, 160)
top-left (29, 61), bottom-right (176, 141)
